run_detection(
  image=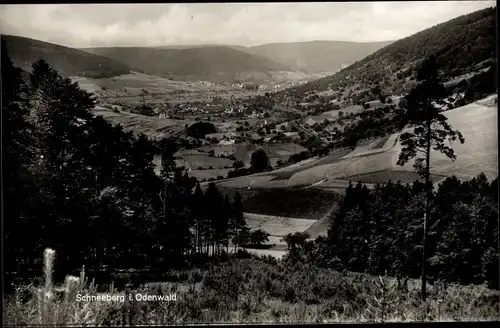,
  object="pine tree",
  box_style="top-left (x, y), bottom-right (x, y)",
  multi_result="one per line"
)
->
top-left (191, 183), bottom-right (206, 255)
top-left (221, 195), bottom-right (232, 253)
top-left (204, 183), bottom-right (223, 255)
top-left (26, 59), bottom-right (96, 267)
top-left (231, 191), bottom-right (249, 251)
top-left (396, 55), bottom-right (465, 301)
